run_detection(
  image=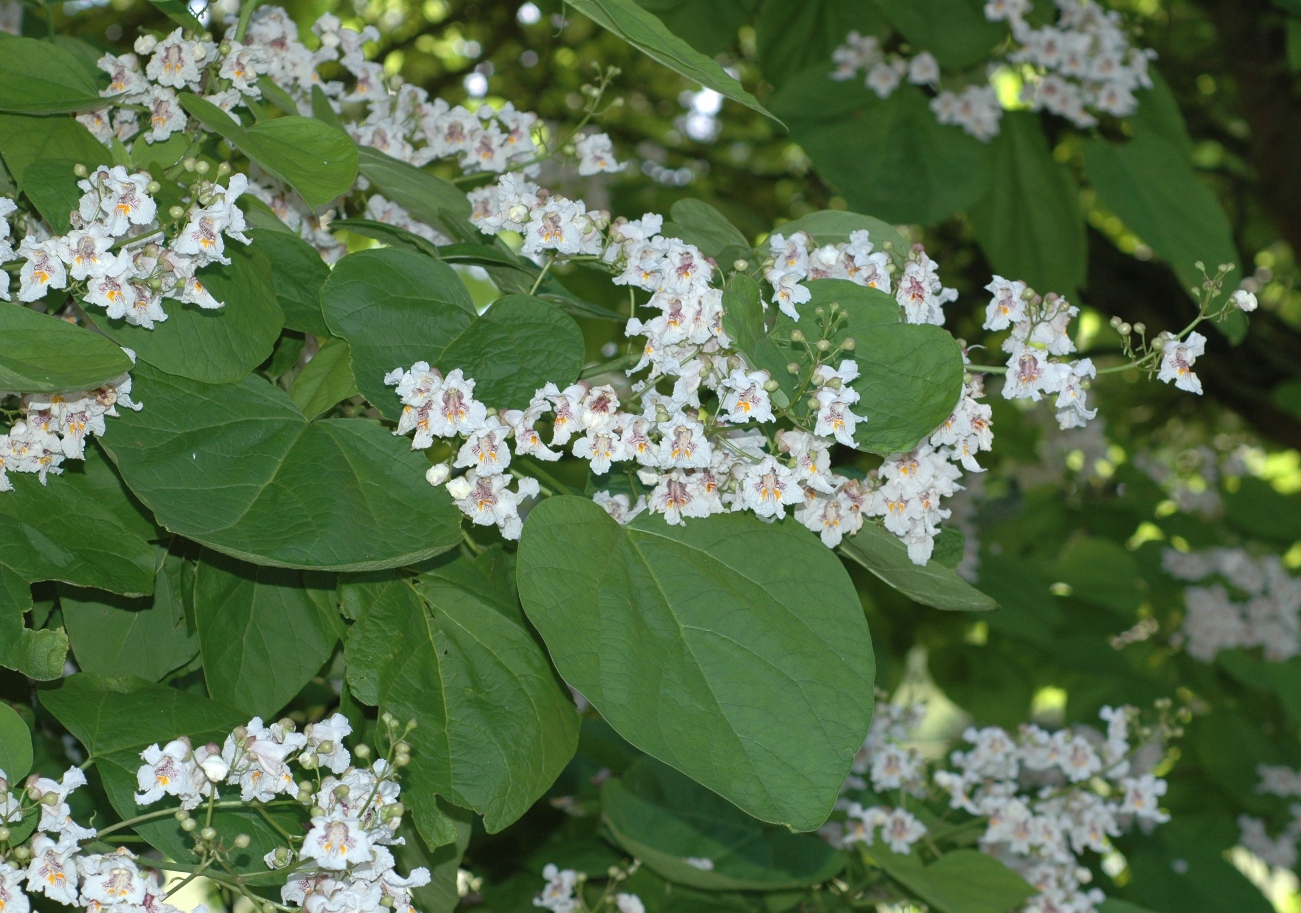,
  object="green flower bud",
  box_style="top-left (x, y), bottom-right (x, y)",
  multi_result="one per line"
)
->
top-left (146, 180), bottom-right (161, 195)
top-left (354, 743), bottom-right (372, 760)
top-left (181, 817), bottom-right (198, 832)
top-left (816, 339), bottom-right (832, 352)
top-left (233, 833), bottom-right (251, 849)
top-left (733, 259), bottom-right (748, 271)
top-left (12, 846), bottom-right (29, 863)
top-left (789, 329), bottom-right (805, 343)
top-left (0, 826), bottom-right (11, 842)
top-left (183, 157), bottom-right (198, 172)
top-left (168, 205), bottom-right (186, 221)
top-left (840, 337), bottom-right (856, 351)
top-left (195, 160), bottom-right (210, 176)
top-left (199, 826), bottom-right (217, 841)
top-left (73, 163), bottom-right (88, 178)
top-left (217, 162), bottom-right (231, 177)
top-left (762, 379), bottom-right (779, 393)
top-left (786, 362), bottom-right (800, 375)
